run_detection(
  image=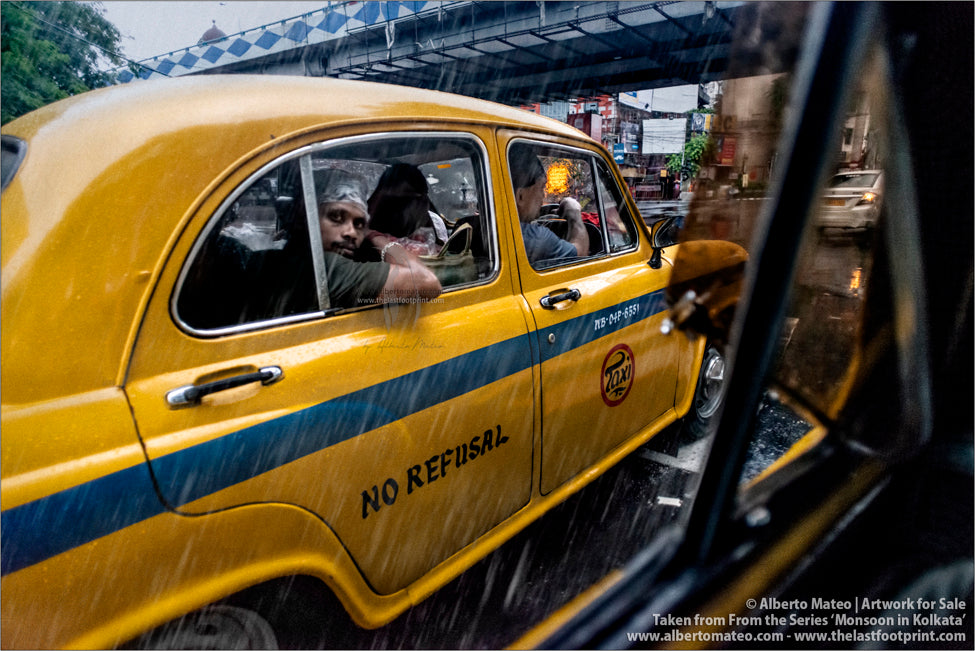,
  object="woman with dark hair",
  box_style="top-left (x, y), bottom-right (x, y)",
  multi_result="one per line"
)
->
top-left (366, 163), bottom-right (448, 256)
